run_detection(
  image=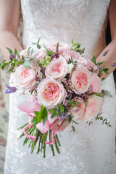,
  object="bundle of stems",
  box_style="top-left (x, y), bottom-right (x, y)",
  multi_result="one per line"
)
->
top-left (18, 123), bottom-right (61, 158)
